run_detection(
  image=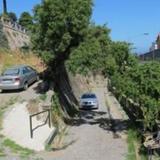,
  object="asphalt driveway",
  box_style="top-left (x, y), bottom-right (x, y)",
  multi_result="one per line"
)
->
top-left (0, 81), bottom-right (43, 106)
